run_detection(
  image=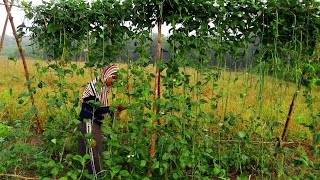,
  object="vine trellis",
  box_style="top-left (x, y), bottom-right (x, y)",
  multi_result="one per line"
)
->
top-left (1, 0), bottom-right (319, 178)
